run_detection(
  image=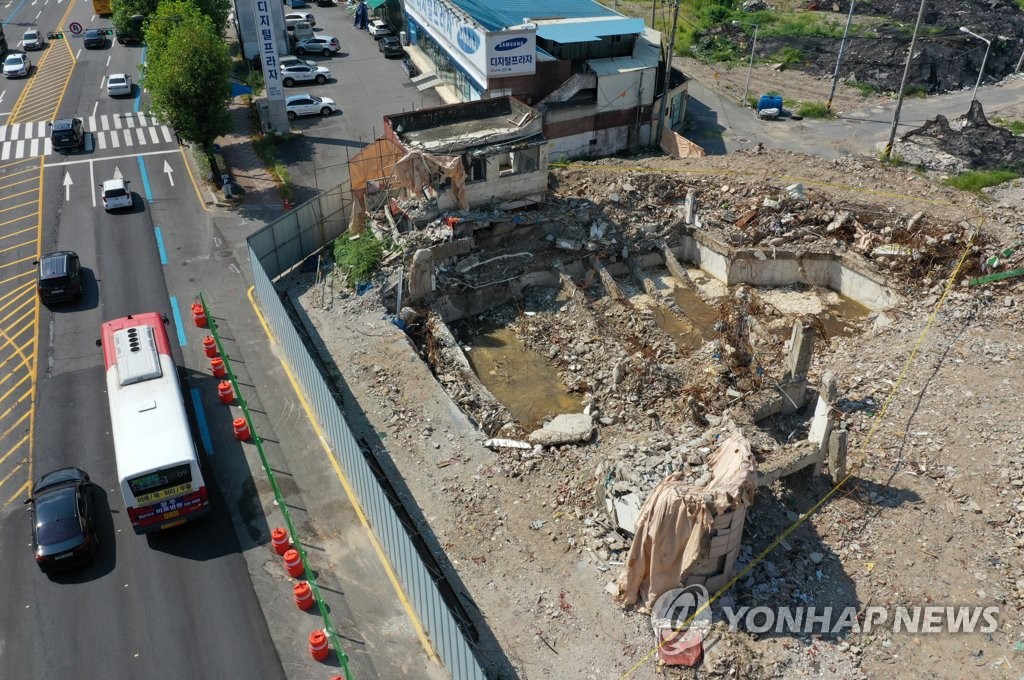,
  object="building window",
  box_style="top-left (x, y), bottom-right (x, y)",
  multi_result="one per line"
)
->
top-left (468, 157), bottom-right (487, 183)
top-left (496, 147), bottom-right (540, 176)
